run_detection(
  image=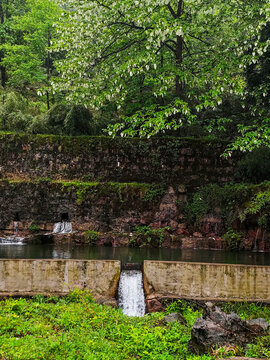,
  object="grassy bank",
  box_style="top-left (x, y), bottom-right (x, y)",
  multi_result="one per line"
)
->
top-left (0, 291), bottom-right (269, 359)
